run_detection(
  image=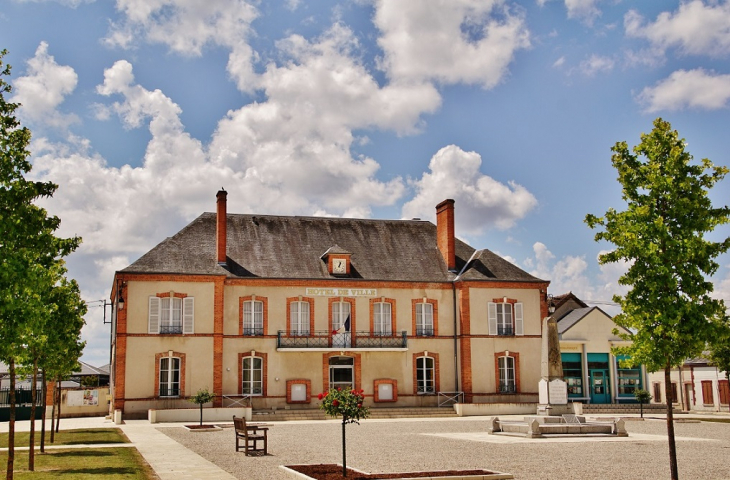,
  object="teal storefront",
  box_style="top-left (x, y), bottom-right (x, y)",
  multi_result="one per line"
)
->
top-left (560, 352), bottom-right (644, 404)
top-left (614, 354), bottom-right (643, 403)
